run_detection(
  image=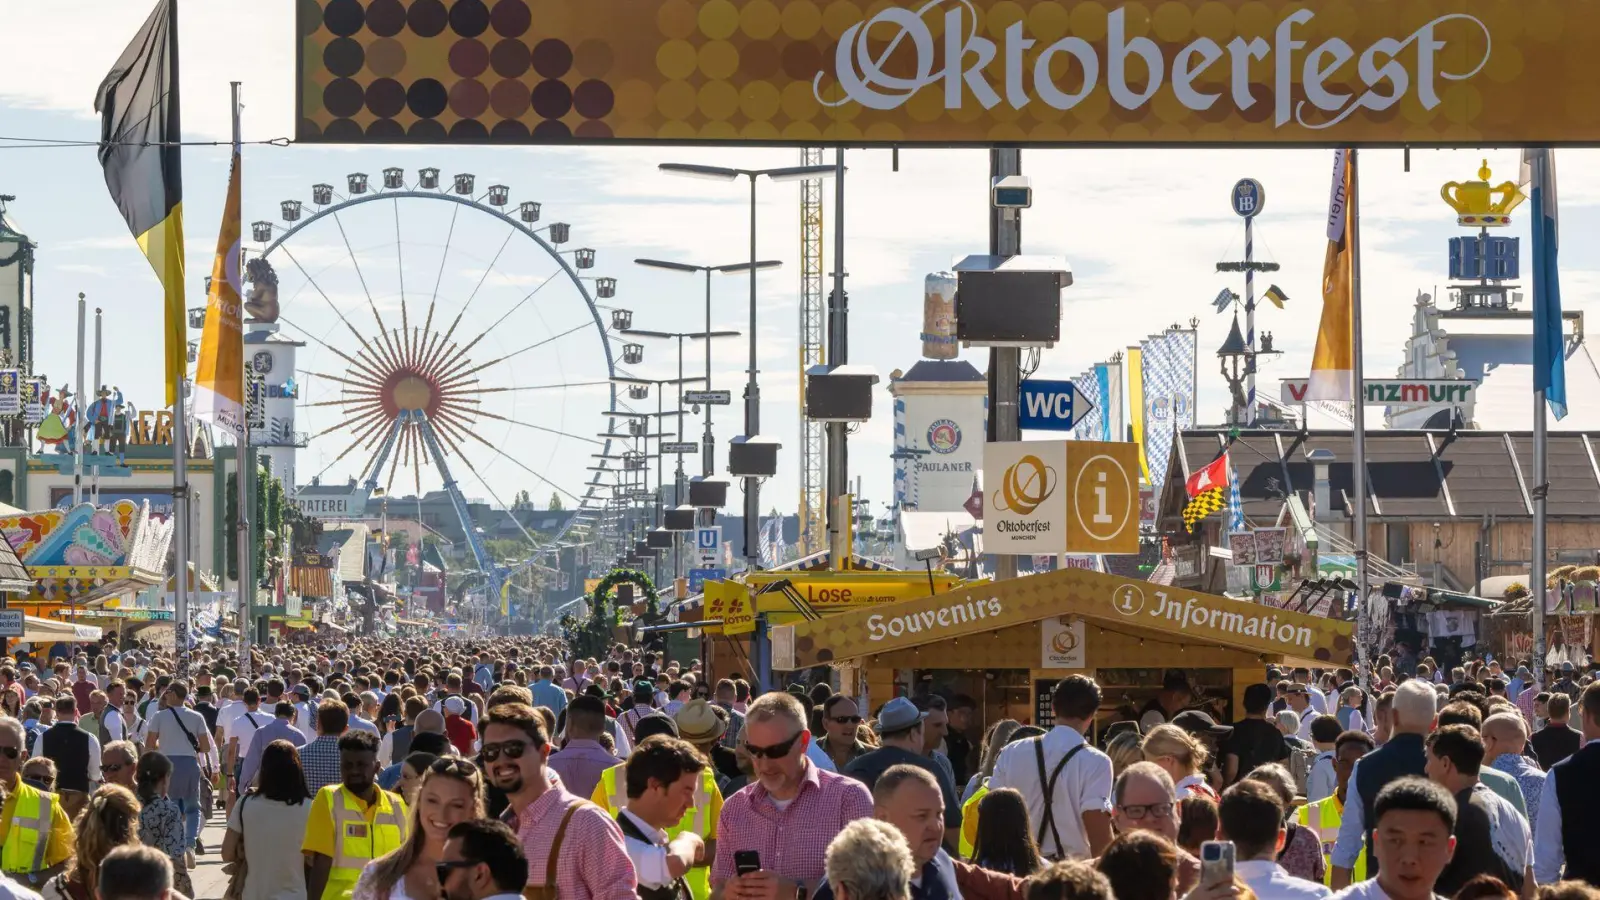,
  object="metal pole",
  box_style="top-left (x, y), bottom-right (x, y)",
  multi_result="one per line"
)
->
top-left (92, 307), bottom-right (103, 506)
top-left (1348, 149), bottom-right (1371, 684)
top-left (826, 148), bottom-right (849, 567)
top-left (703, 271), bottom-right (714, 480)
top-left (988, 149), bottom-right (1021, 582)
top-left (174, 325), bottom-right (192, 679)
top-left (744, 175), bottom-right (760, 570)
top-left (73, 295), bottom-right (86, 506)
top-left (1244, 215), bottom-right (1257, 426)
top-left (231, 82), bottom-right (254, 674)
